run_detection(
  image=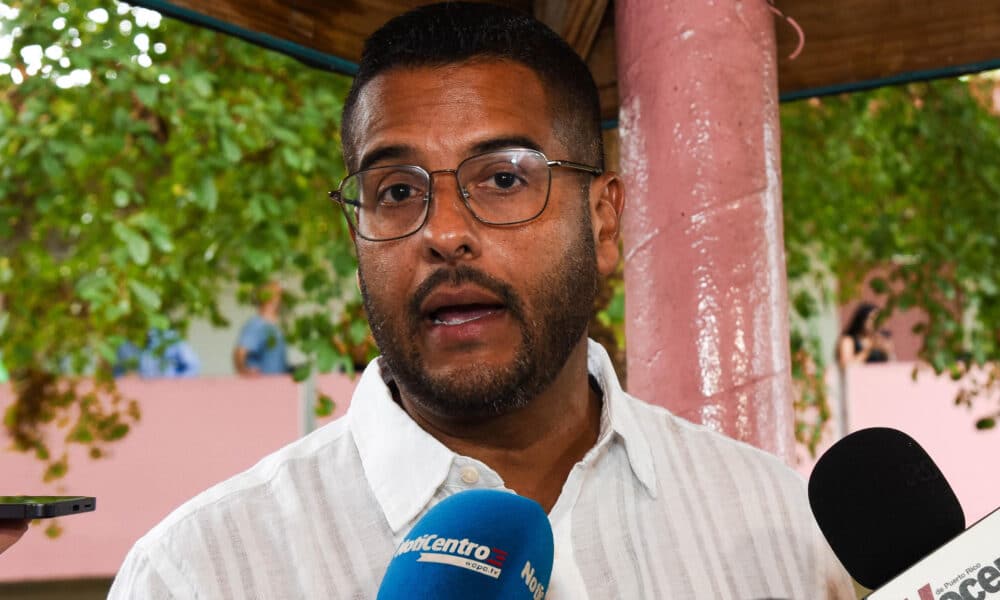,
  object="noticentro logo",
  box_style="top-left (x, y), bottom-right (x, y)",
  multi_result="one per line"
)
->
top-left (521, 560), bottom-right (546, 600)
top-left (394, 533), bottom-right (508, 579)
